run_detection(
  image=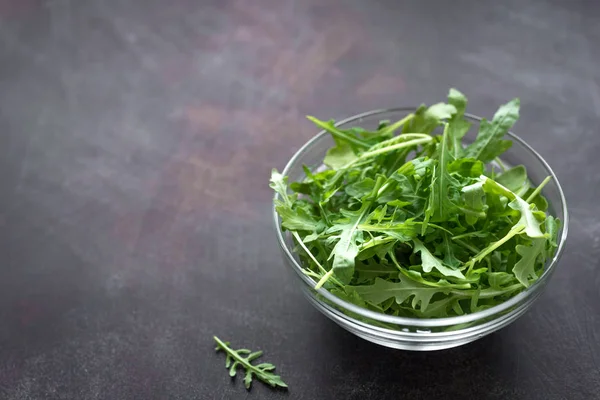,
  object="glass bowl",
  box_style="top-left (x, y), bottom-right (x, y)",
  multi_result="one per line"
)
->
top-left (273, 108), bottom-right (568, 351)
